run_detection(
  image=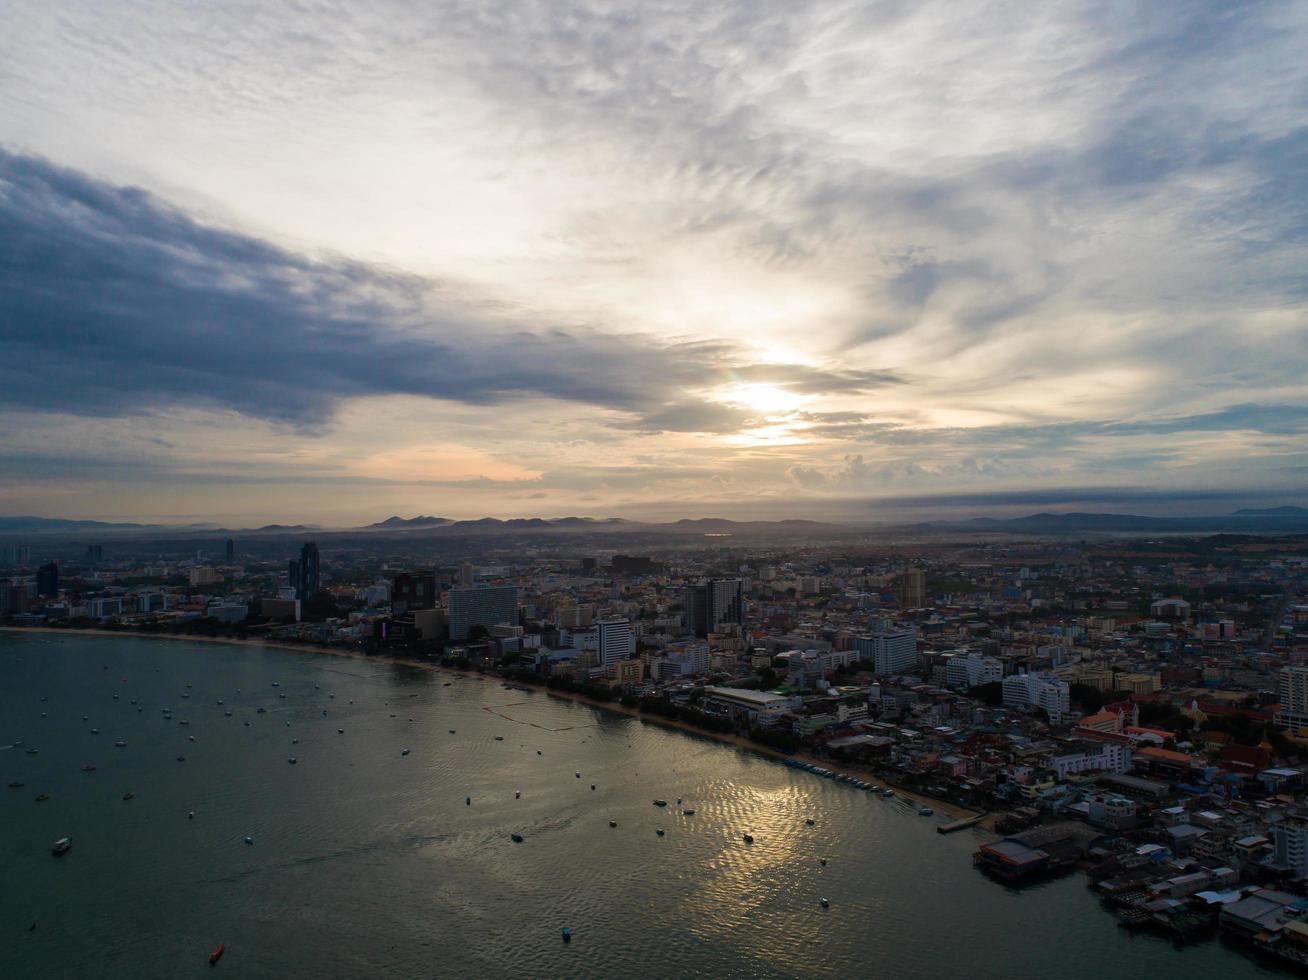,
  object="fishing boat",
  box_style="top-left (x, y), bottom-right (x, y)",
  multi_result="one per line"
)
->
top-left (656, 829), bottom-right (665, 836)
top-left (52, 837), bottom-right (71, 856)
top-left (882, 789), bottom-right (895, 798)
top-left (209, 943), bottom-right (224, 965)
top-left (820, 898), bottom-right (829, 908)
top-left (511, 833), bottom-right (524, 843)
top-left (743, 833), bottom-right (754, 844)
top-left (288, 757), bottom-right (297, 764)
top-left (653, 799), bottom-right (667, 807)
top-left (7, 780), bottom-right (24, 789)
top-left (26, 747), bottom-right (38, 755)
top-left (514, 791), bottom-right (520, 798)
top-left (918, 807), bottom-right (934, 817)
top-left (561, 927), bottom-right (571, 943)
top-left (494, 736), bottom-right (504, 741)
top-left (243, 836), bottom-right (254, 845)
top-left (122, 792), bottom-right (134, 801)
top-left (805, 818), bottom-right (815, 826)
top-left (80, 763), bottom-right (96, 772)
top-left (36, 792), bottom-right (50, 802)
top-left (609, 820), bottom-right (617, 828)
top-left (682, 809), bottom-right (695, 816)
top-left (176, 755), bottom-right (187, 762)
top-left (114, 740), bottom-right (126, 747)
top-left (401, 749), bottom-right (411, 756)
